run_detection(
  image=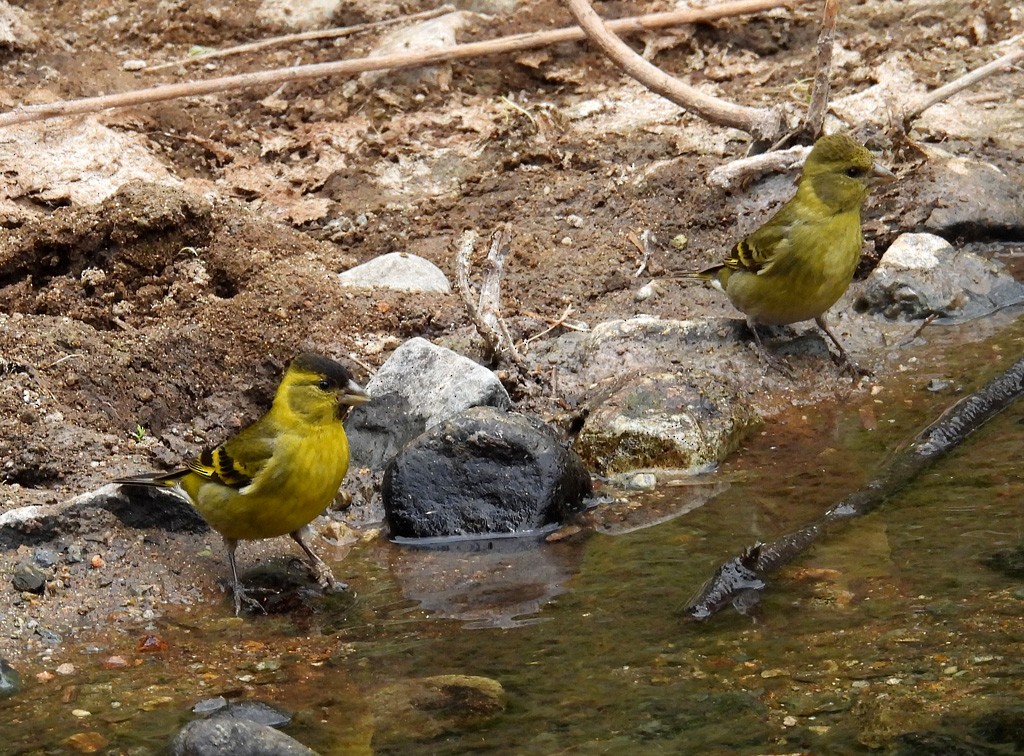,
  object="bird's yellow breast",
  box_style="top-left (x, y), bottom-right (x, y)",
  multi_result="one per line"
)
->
top-left (723, 210), bottom-right (862, 326)
top-left (183, 424), bottom-right (350, 541)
